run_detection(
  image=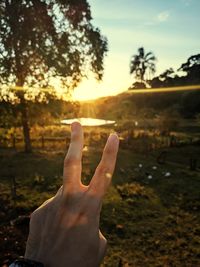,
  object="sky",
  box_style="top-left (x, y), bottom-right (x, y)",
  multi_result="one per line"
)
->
top-left (72, 0), bottom-right (200, 100)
